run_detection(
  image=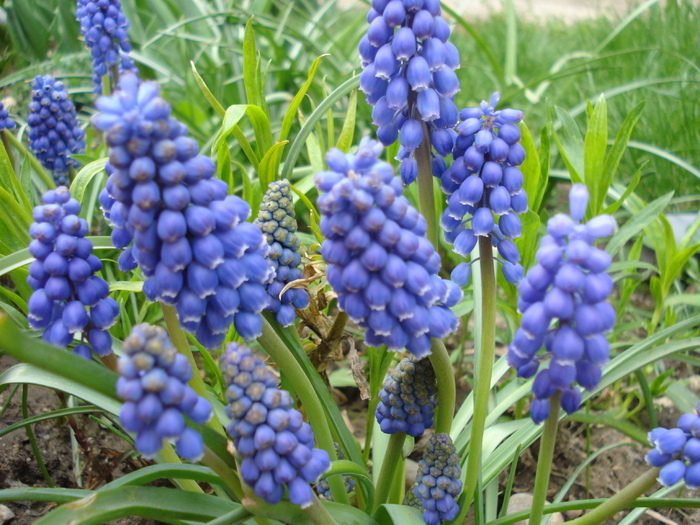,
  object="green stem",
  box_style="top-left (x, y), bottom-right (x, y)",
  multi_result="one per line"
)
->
top-left (635, 369), bottom-right (658, 429)
top-left (565, 467), bottom-right (660, 525)
top-left (415, 122), bottom-right (438, 248)
top-left (528, 392), bottom-right (562, 525)
top-left (202, 447), bottom-right (243, 500)
top-left (1, 131), bottom-right (14, 169)
top-left (158, 443), bottom-right (205, 494)
top-left (258, 319), bottom-right (349, 505)
top-left (22, 385), bottom-right (54, 487)
top-left (3, 130), bottom-right (55, 188)
top-left (303, 494), bottom-right (340, 525)
top-left (161, 304), bottom-right (224, 435)
top-left (428, 338), bottom-right (455, 434)
top-left (462, 236), bottom-right (497, 512)
top-left (372, 432), bottom-right (405, 512)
